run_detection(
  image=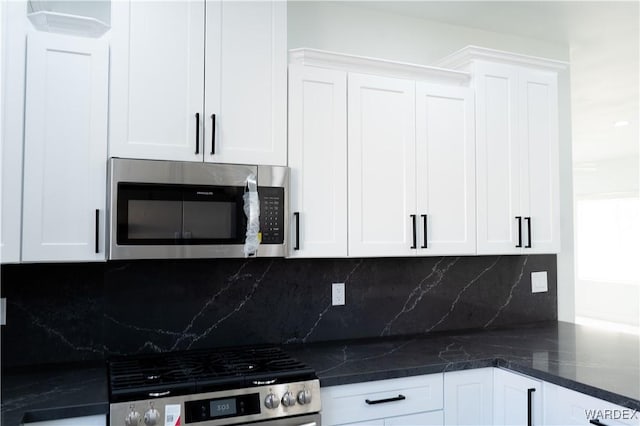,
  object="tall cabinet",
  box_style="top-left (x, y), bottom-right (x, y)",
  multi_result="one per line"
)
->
top-left (109, 1), bottom-right (287, 165)
top-left (438, 46), bottom-right (565, 255)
